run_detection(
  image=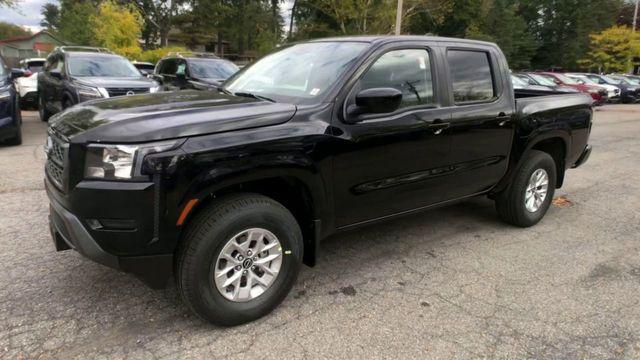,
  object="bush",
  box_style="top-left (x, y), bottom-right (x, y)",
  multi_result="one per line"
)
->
top-left (135, 46), bottom-right (188, 64)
